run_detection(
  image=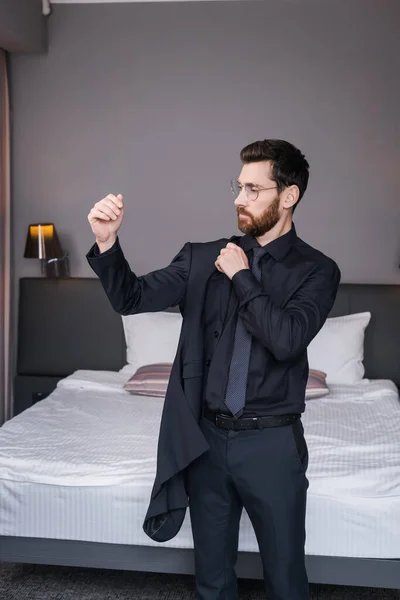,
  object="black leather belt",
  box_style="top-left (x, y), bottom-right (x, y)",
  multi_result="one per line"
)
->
top-left (203, 407), bottom-right (300, 431)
